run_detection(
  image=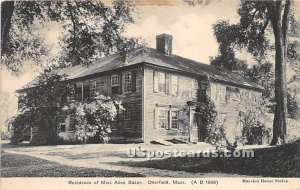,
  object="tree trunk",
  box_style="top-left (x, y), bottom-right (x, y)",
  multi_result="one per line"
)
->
top-left (270, 1), bottom-right (290, 145)
top-left (1, 1), bottom-right (15, 55)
